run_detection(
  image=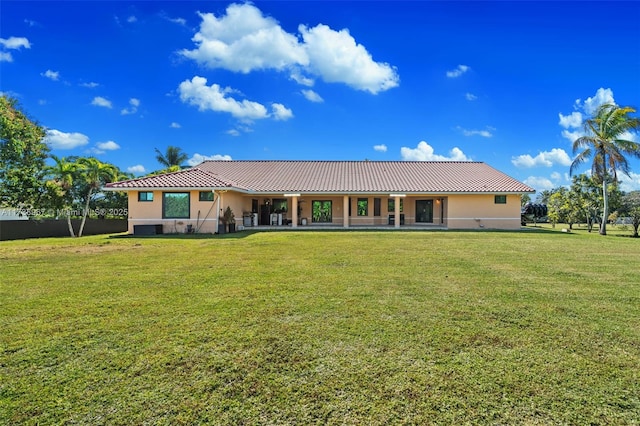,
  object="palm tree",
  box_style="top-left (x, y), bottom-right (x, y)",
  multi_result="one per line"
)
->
top-left (570, 104), bottom-right (640, 235)
top-left (45, 155), bottom-right (78, 237)
top-left (155, 146), bottom-right (188, 170)
top-left (77, 157), bottom-right (118, 237)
